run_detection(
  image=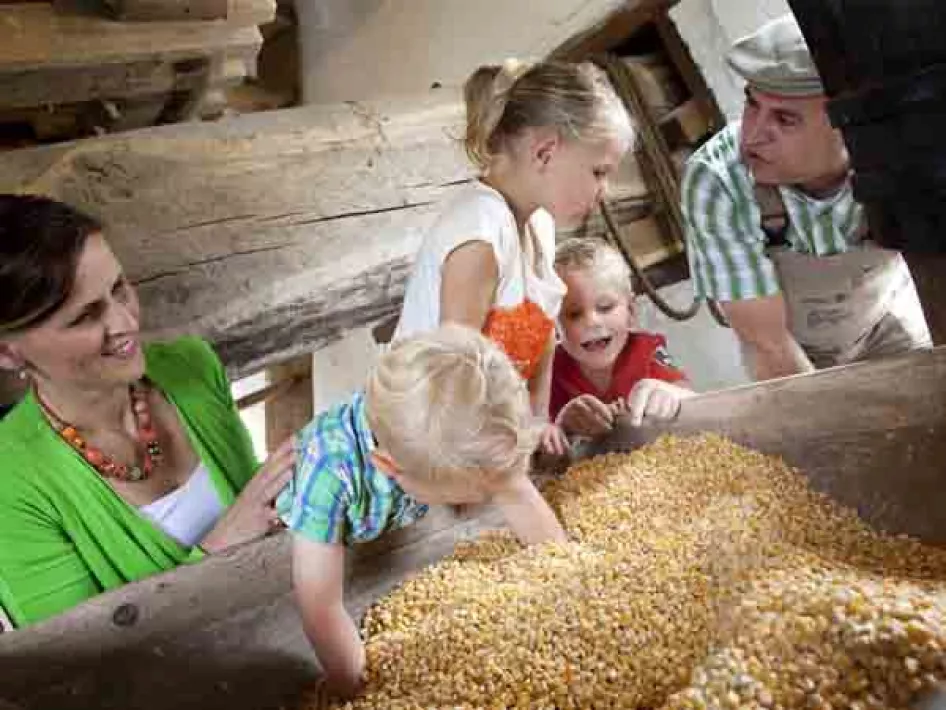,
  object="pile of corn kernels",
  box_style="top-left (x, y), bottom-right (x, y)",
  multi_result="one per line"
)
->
top-left (320, 435), bottom-right (946, 709)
